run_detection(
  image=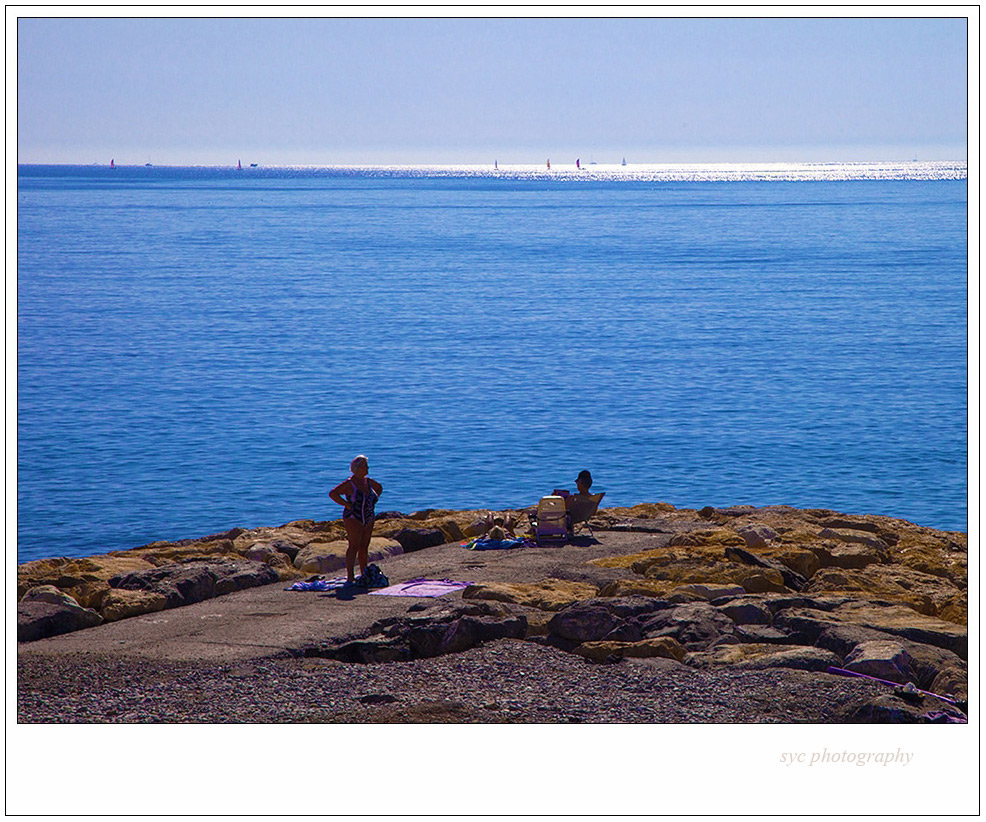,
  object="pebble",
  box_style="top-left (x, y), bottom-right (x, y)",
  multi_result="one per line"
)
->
top-left (18, 641), bottom-right (890, 723)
